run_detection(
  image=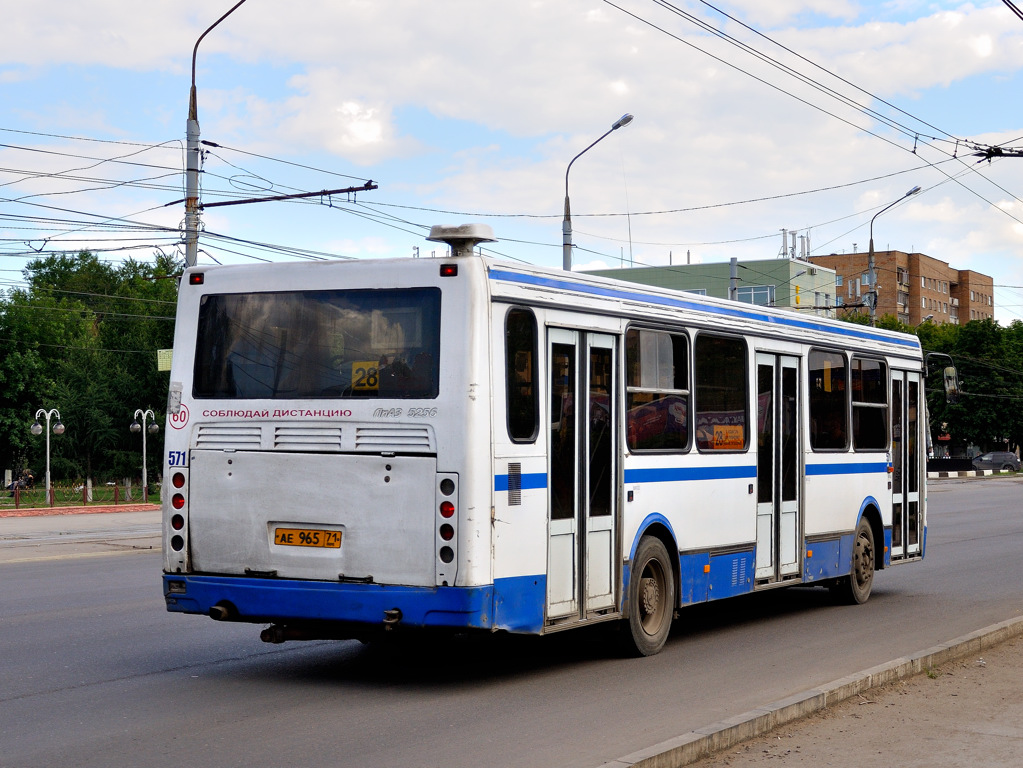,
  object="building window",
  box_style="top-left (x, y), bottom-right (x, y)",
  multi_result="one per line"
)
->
top-left (836, 275), bottom-right (843, 287)
top-left (683, 288), bottom-right (707, 296)
top-left (737, 285), bottom-right (775, 306)
top-left (625, 328), bottom-right (690, 452)
top-left (694, 335), bottom-right (747, 451)
top-left (922, 297), bottom-right (926, 309)
top-left (921, 276), bottom-right (926, 288)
